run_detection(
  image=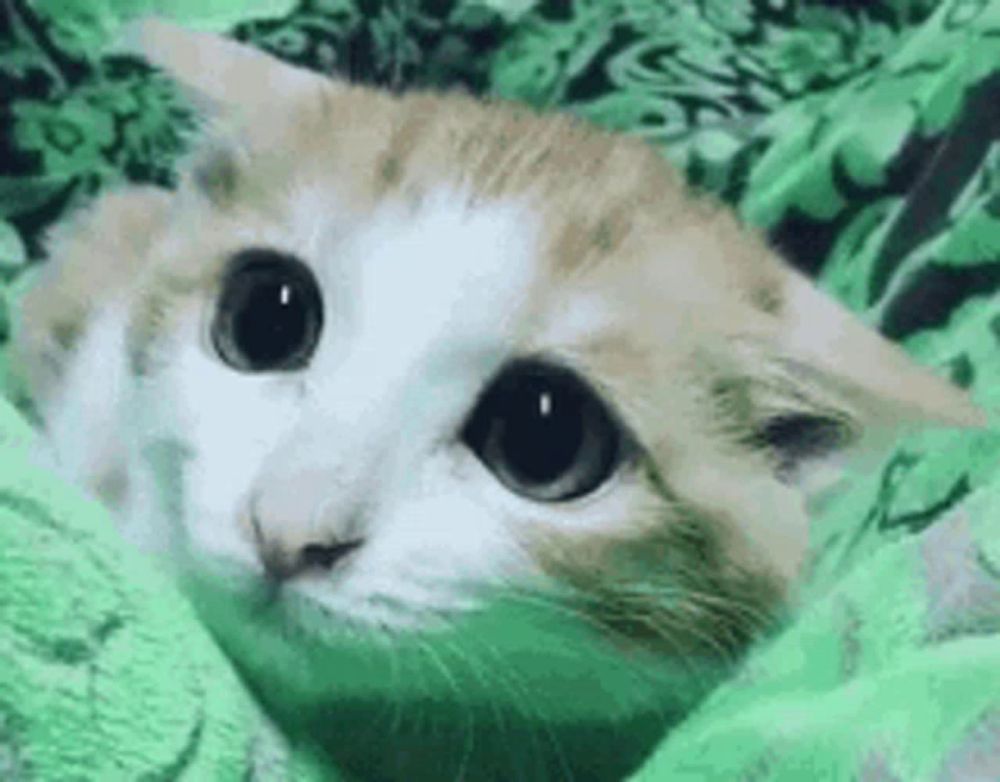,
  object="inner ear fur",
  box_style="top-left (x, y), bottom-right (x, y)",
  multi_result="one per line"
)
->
top-left (709, 270), bottom-right (986, 480)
